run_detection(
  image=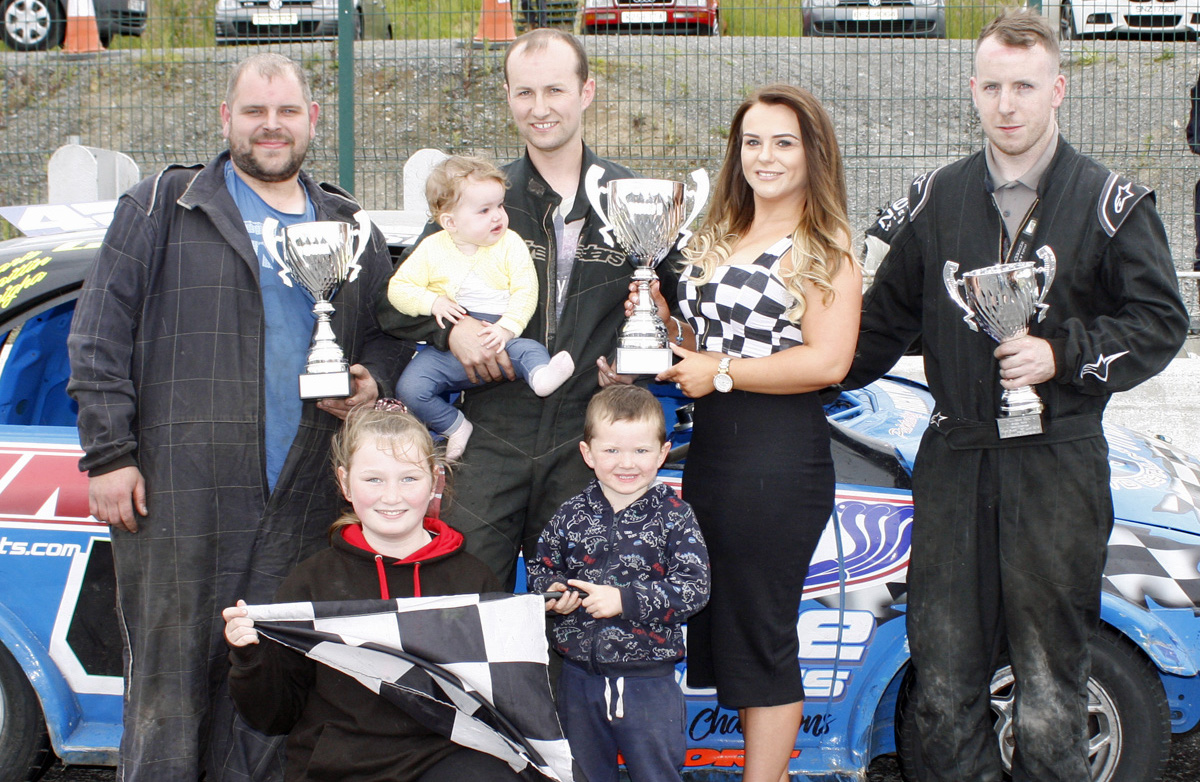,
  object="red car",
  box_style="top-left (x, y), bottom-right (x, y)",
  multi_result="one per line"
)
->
top-left (580, 0), bottom-right (721, 34)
